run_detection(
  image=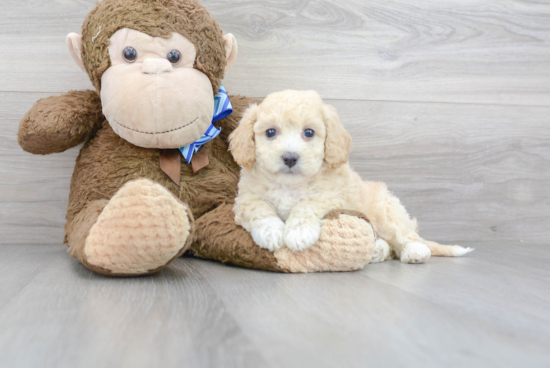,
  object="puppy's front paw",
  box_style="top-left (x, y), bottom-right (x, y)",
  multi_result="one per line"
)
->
top-left (400, 242), bottom-right (431, 264)
top-left (251, 217), bottom-right (285, 252)
top-left (284, 219), bottom-right (321, 252)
